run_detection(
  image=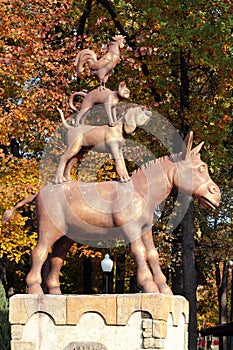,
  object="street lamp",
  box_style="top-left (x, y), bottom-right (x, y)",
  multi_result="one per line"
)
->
top-left (101, 254), bottom-right (113, 294)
